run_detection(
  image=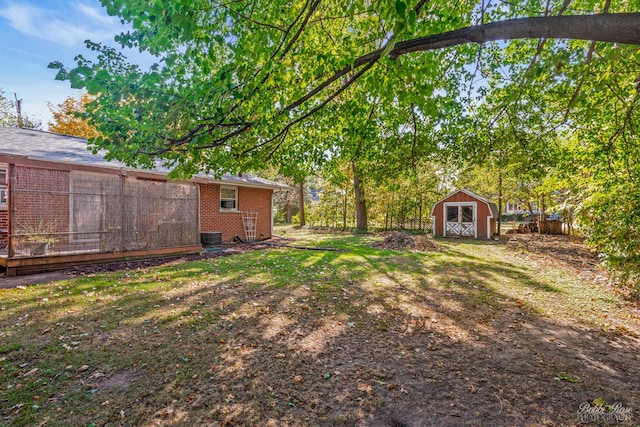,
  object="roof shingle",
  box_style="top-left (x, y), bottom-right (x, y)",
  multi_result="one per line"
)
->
top-left (0, 126), bottom-right (289, 190)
